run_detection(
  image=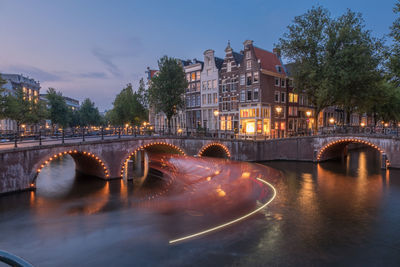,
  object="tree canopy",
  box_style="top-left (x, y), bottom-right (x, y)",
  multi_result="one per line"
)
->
top-left (78, 98), bottom-right (102, 127)
top-left (46, 88), bottom-right (70, 128)
top-left (148, 56), bottom-right (187, 131)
